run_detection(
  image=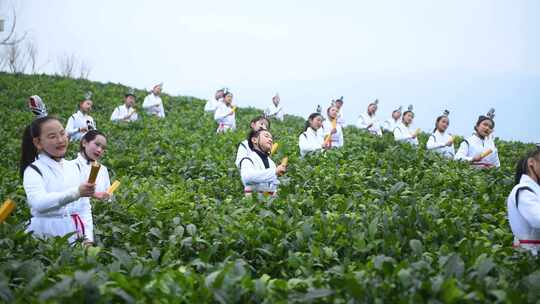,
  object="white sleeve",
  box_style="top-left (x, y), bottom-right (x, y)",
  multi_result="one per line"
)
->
top-left (299, 133), bottom-right (321, 155)
top-left (393, 127), bottom-right (410, 141)
top-left (143, 95), bottom-right (159, 109)
top-left (110, 107), bottom-right (121, 121)
top-left (518, 190), bottom-right (540, 228)
top-left (455, 141), bottom-right (472, 161)
top-left (65, 115), bottom-right (78, 136)
top-left (356, 115), bottom-right (369, 129)
top-left (322, 122), bottom-right (331, 137)
top-left (96, 167), bottom-right (111, 193)
top-left (426, 135), bottom-right (445, 150)
top-left (214, 104), bottom-right (229, 121)
top-left (382, 120), bottom-right (390, 131)
top-left (235, 143), bottom-right (249, 168)
top-left (204, 98), bottom-right (215, 111)
top-left (240, 159), bottom-right (278, 185)
top-left (23, 167), bottom-right (81, 213)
